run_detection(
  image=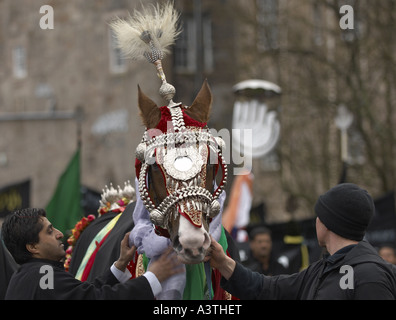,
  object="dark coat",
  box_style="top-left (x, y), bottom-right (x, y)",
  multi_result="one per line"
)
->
top-left (5, 258), bottom-right (154, 300)
top-left (0, 238), bottom-right (18, 300)
top-left (222, 241), bottom-right (396, 300)
top-left (242, 252), bottom-right (289, 276)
